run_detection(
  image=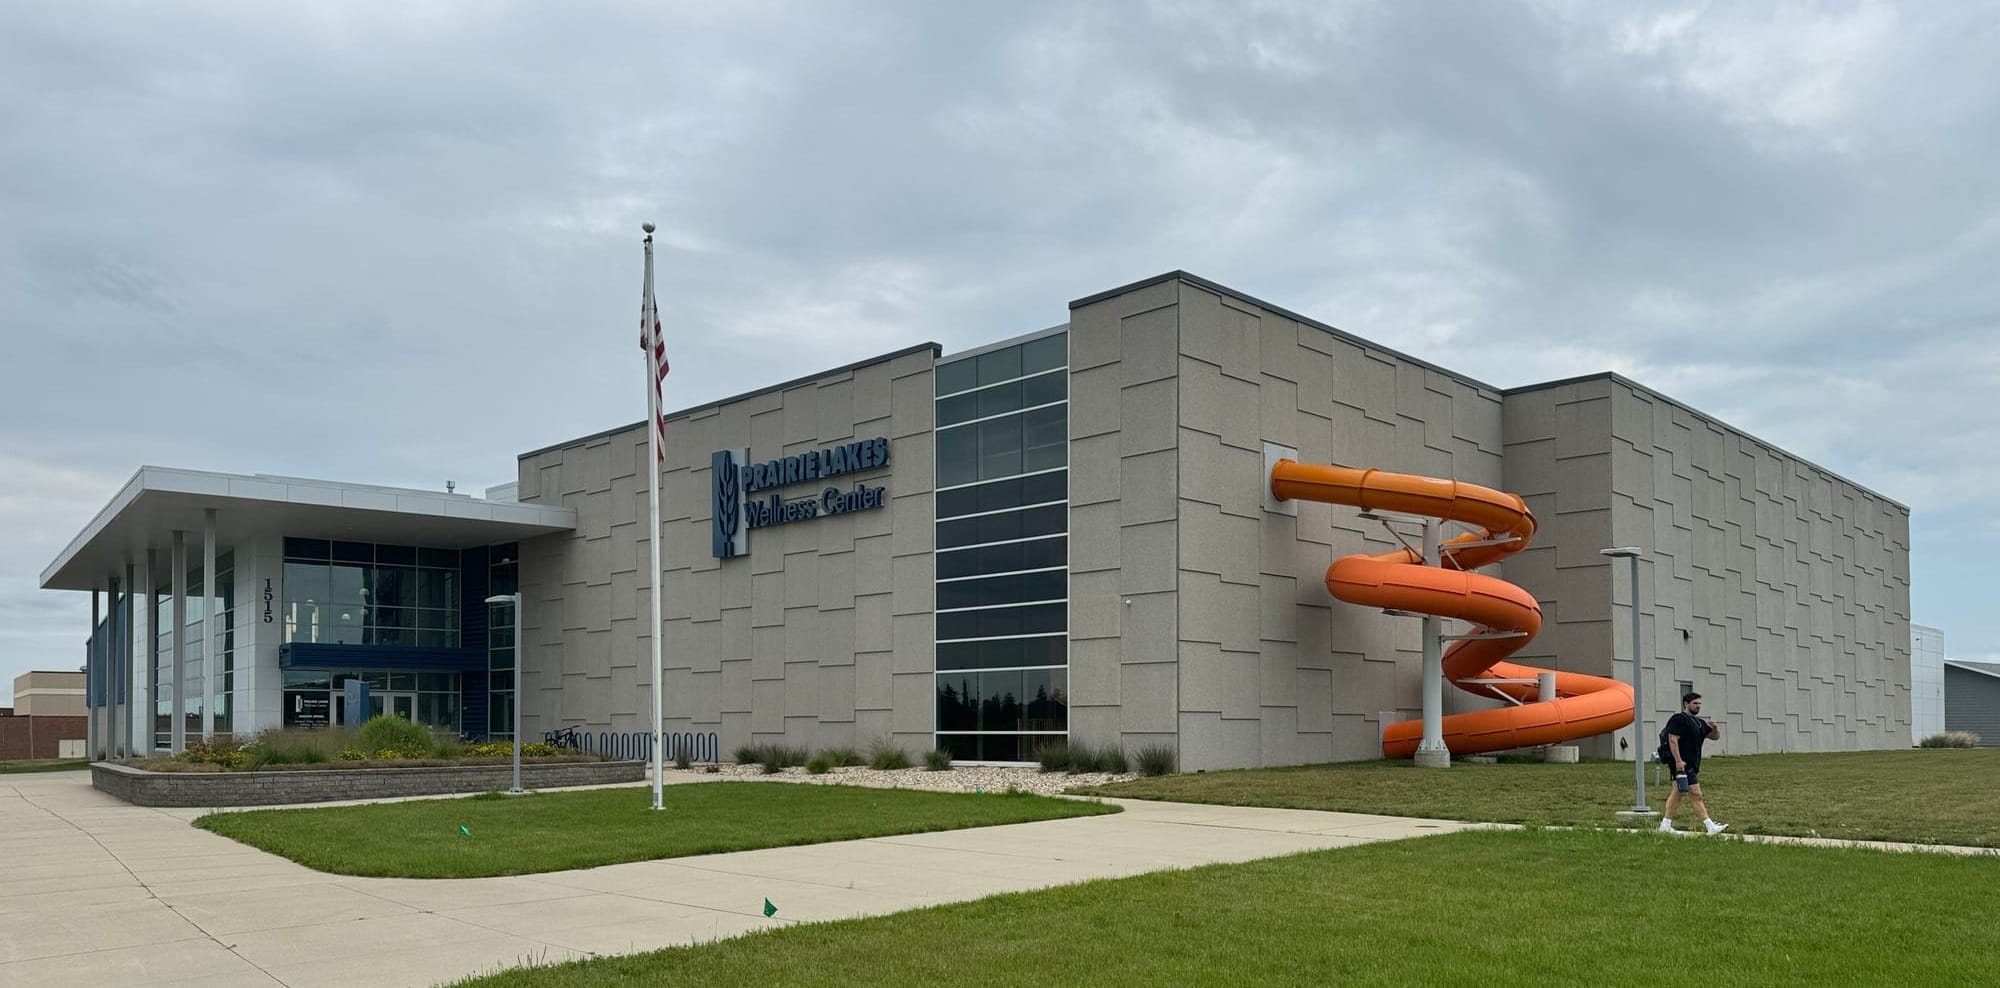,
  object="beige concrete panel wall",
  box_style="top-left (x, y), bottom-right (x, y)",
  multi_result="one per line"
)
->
top-left (1065, 279), bottom-right (1181, 757)
top-left (1176, 282), bottom-right (1508, 770)
top-left (1501, 381), bottom-right (1618, 757)
top-left (1603, 379), bottom-right (1911, 754)
top-left (13, 672), bottom-right (86, 717)
top-left (516, 347), bottom-right (937, 758)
